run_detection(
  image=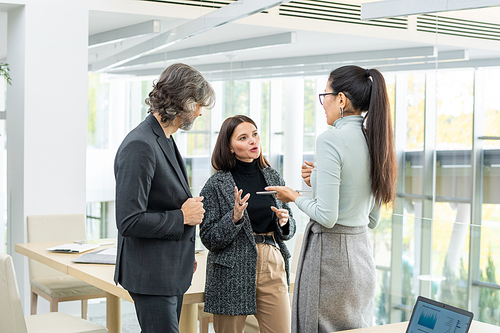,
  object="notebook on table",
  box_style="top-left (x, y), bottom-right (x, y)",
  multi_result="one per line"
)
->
top-left (405, 296), bottom-right (473, 333)
top-left (46, 243), bottom-right (99, 253)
